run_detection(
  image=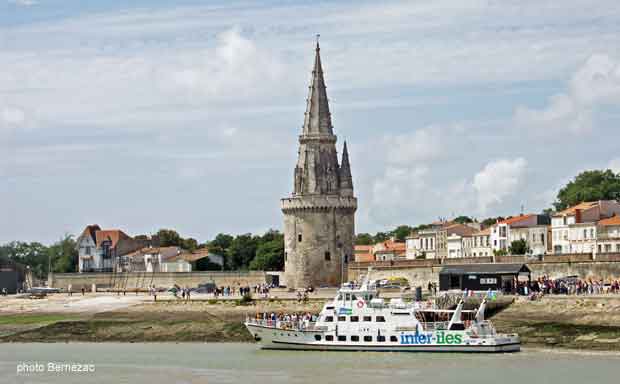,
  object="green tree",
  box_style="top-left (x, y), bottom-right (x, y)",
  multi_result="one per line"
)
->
top-left (182, 237), bottom-right (199, 252)
top-left (554, 169), bottom-right (620, 210)
top-left (508, 239), bottom-right (530, 255)
top-left (373, 232), bottom-right (390, 243)
top-left (48, 235), bottom-right (78, 273)
top-left (0, 241), bottom-right (48, 278)
top-left (391, 225), bottom-right (413, 242)
top-left (227, 233), bottom-right (258, 270)
top-left (493, 248), bottom-right (508, 257)
top-left (249, 239), bottom-right (284, 271)
top-left (157, 229), bottom-right (183, 247)
top-left (481, 217), bottom-right (504, 227)
top-left (454, 216), bottom-right (474, 224)
top-left (355, 233), bottom-right (374, 245)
